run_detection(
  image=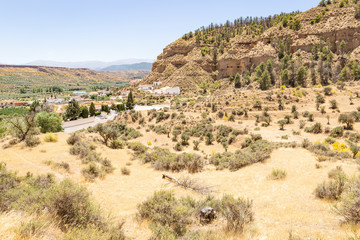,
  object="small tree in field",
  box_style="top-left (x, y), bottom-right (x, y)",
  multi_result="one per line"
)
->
top-left (35, 111), bottom-right (63, 133)
top-left (339, 114), bottom-right (355, 130)
top-left (8, 113), bottom-right (38, 141)
top-left (193, 140), bottom-right (200, 151)
top-left (64, 99), bottom-right (80, 120)
top-left (126, 91), bottom-right (135, 110)
top-left (350, 145), bottom-right (360, 159)
top-left (89, 102), bottom-right (96, 116)
top-left (205, 132), bottom-right (214, 145)
top-left (278, 120), bottom-right (286, 130)
top-left (79, 106), bottom-right (89, 118)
